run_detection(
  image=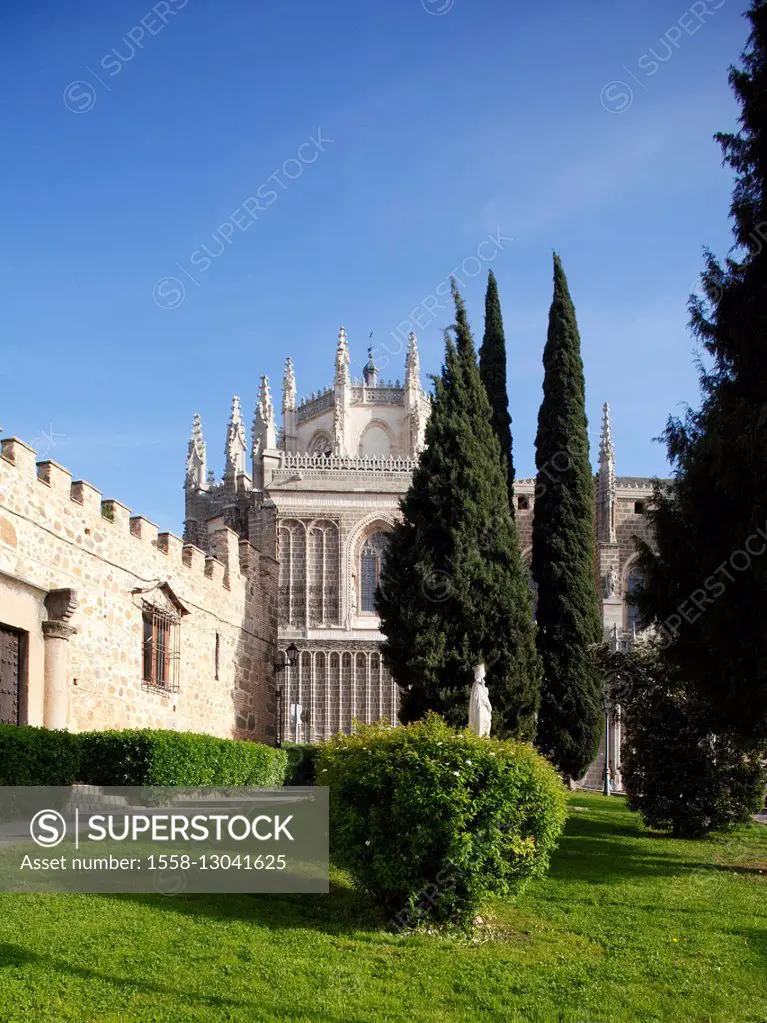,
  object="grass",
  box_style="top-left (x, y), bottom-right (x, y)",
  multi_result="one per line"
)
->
top-left (0, 793), bottom-right (765, 1022)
